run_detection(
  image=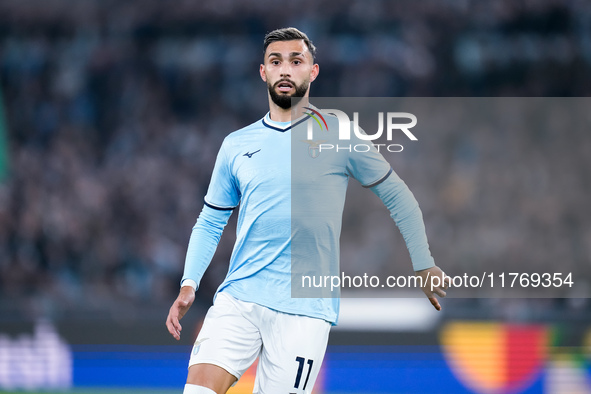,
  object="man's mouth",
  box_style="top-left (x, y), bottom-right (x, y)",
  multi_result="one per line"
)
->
top-left (276, 80), bottom-right (294, 93)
